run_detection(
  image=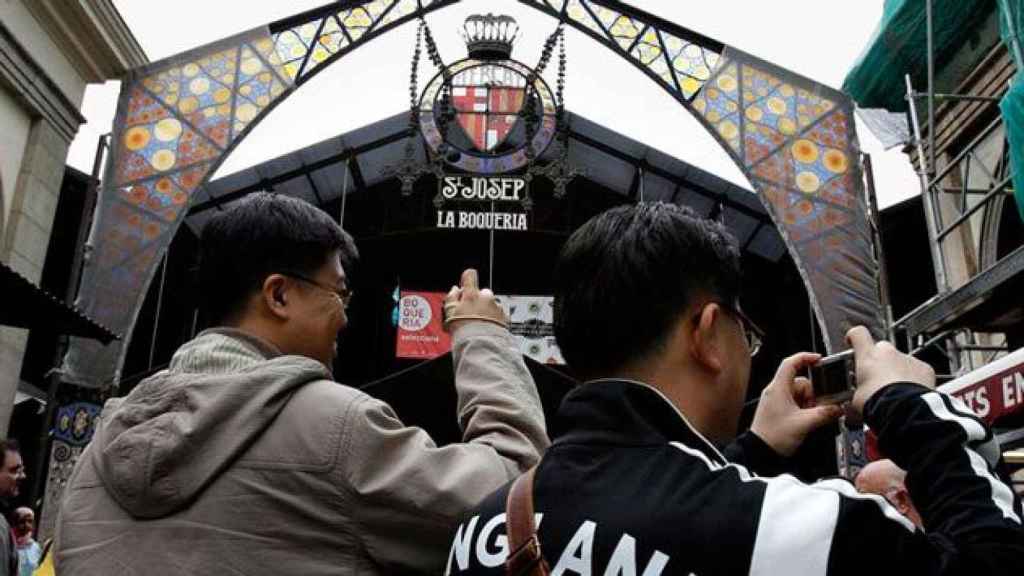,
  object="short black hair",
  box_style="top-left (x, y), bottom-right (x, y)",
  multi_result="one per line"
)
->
top-left (199, 193), bottom-right (359, 323)
top-left (553, 202), bottom-right (742, 379)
